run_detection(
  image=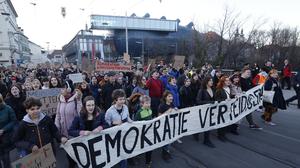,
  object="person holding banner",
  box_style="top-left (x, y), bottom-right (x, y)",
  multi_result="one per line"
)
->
top-left (134, 95), bottom-right (153, 168)
top-left (215, 76), bottom-right (233, 142)
top-left (240, 68), bottom-right (262, 130)
top-left (262, 69), bottom-right (286, 125)
top-left (158, 90), bottom-right (176, 161)
top-left (13, 97), bottom-right (68, 156)
top-left (0, 93), bottom-right (17, 168)
top-left (105, 89), bottom-right (132, 168)
top-left (196, 76), bottom-right (216, 147)
top-left (68, 96), bottom-right (108, 168)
